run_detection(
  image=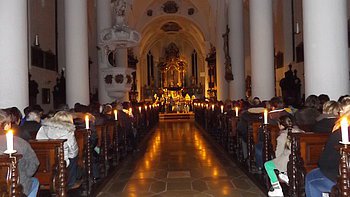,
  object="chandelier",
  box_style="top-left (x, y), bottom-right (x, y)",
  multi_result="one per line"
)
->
top-left (99, 0), bottom-right (141, 49)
